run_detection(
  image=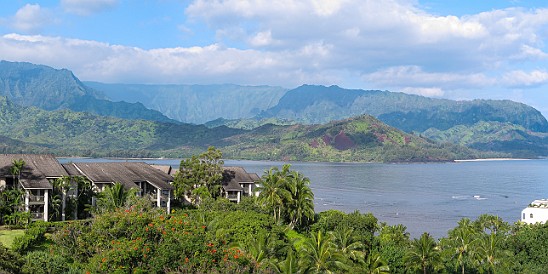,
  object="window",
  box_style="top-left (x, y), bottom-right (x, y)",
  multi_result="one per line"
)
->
top-left (530, 213), bottom-right (534, 218)
top-left (523, 213), bottom-right (525, 219)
